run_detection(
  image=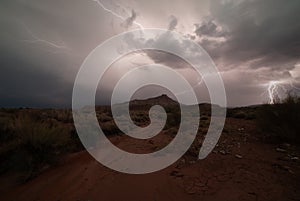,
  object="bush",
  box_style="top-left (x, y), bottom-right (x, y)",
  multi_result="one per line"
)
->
top-left (0, 114), bottom-right (71, 180)
top-left (233, 112), bottom-right (246, 119)
top-left (0, 116), bottom-right (16, 143)
top-left (163, 111), bottom-right (181, 130)
top-left (227, 108), bottom-right (256, 120)
top-left (99, 120), bottom-right (122, 135)
top-left (257, 93), bottom-right (300, 143)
